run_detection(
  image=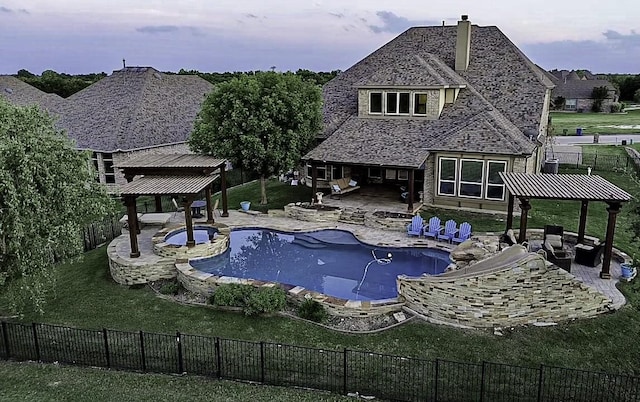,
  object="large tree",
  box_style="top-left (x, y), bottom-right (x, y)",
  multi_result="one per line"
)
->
top-left (189, 72), bottom-right (323, 204)
top-left (0, 99), bottom-right (115, 314)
